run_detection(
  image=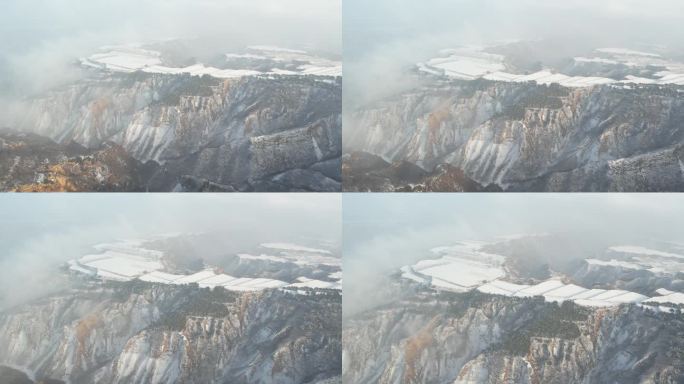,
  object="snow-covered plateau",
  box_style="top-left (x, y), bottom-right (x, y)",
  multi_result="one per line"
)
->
top-left (5, 42), bottom-right (342, 192)
top-left (344, 42), bottom-right (684, 192)
top-left (80, 45), bottom-right (341, 79)
top-left (68, 239), bottom-right (341, 293)
top-left (0, 236), bottom-right (342, 384)
top-left (400, 239), bottom-right (684, 310)
top-left (419, 45), bottom-right (684, 87)
top-left (345, 235), bottom-right (684, 384)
